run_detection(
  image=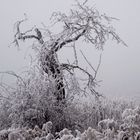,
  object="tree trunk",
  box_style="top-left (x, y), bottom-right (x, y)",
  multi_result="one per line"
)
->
top-left (41, 50), bottom-right (65, 102)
